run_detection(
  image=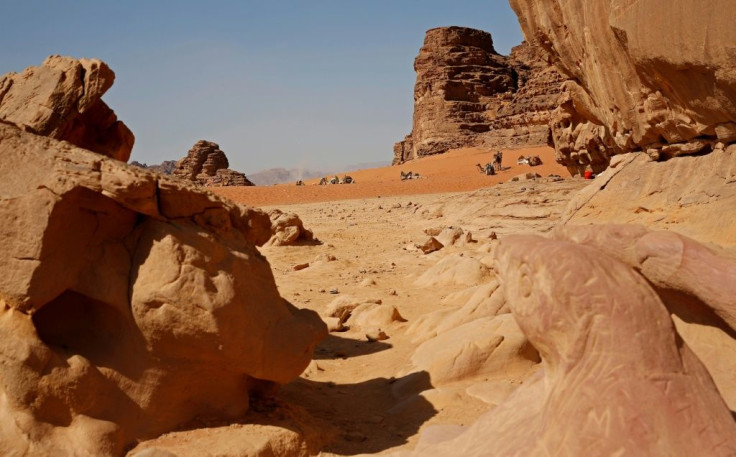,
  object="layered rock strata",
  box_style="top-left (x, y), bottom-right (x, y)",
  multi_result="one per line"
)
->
top-left (173, 140), bottom-right (254, 186)
top-left (394, 27), bottom-right (566, 164)
top-left (394, 27), bottom-right (517, 164)
top-left (0, 55), bottom-right (134, 161)
top-left (0, 123), bottom-right (325, 456)
top-left (510, 0), bottom-right (736, 175)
